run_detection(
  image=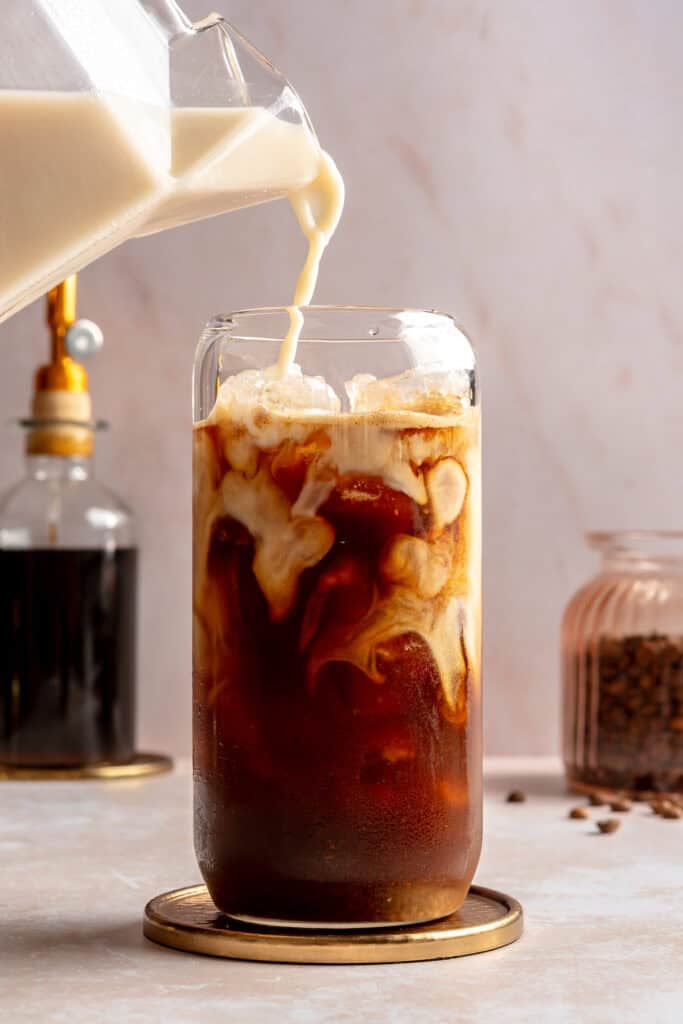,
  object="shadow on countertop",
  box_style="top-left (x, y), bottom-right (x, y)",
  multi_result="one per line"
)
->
top-left (0, 916), bottom-right (225, 970)
top-left (0, 918), bottom-right (144, 968)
